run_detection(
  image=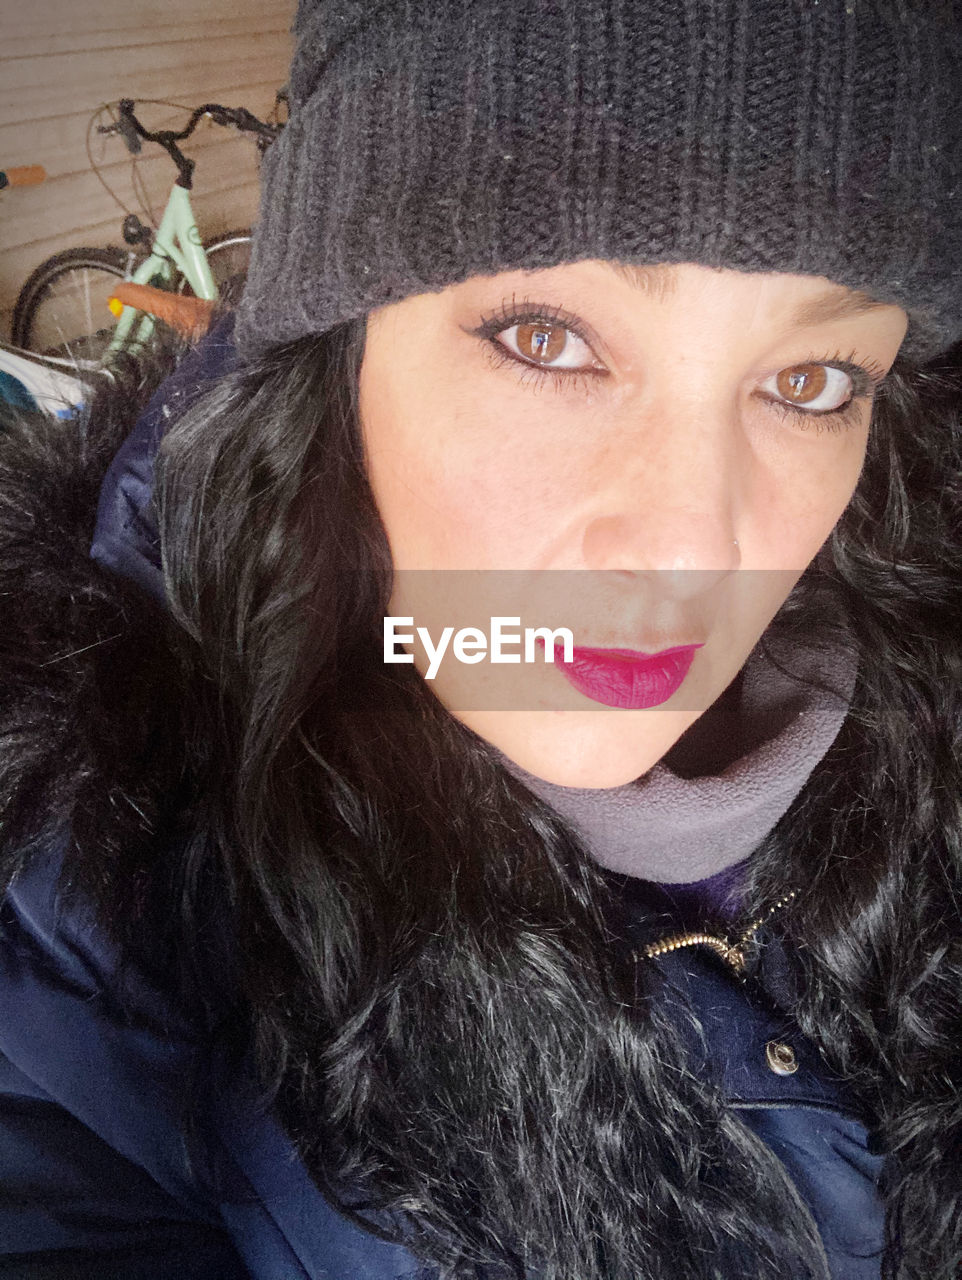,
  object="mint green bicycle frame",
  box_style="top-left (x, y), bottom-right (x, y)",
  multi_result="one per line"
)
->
top-left (107, 184), bottom-right (218, 353)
